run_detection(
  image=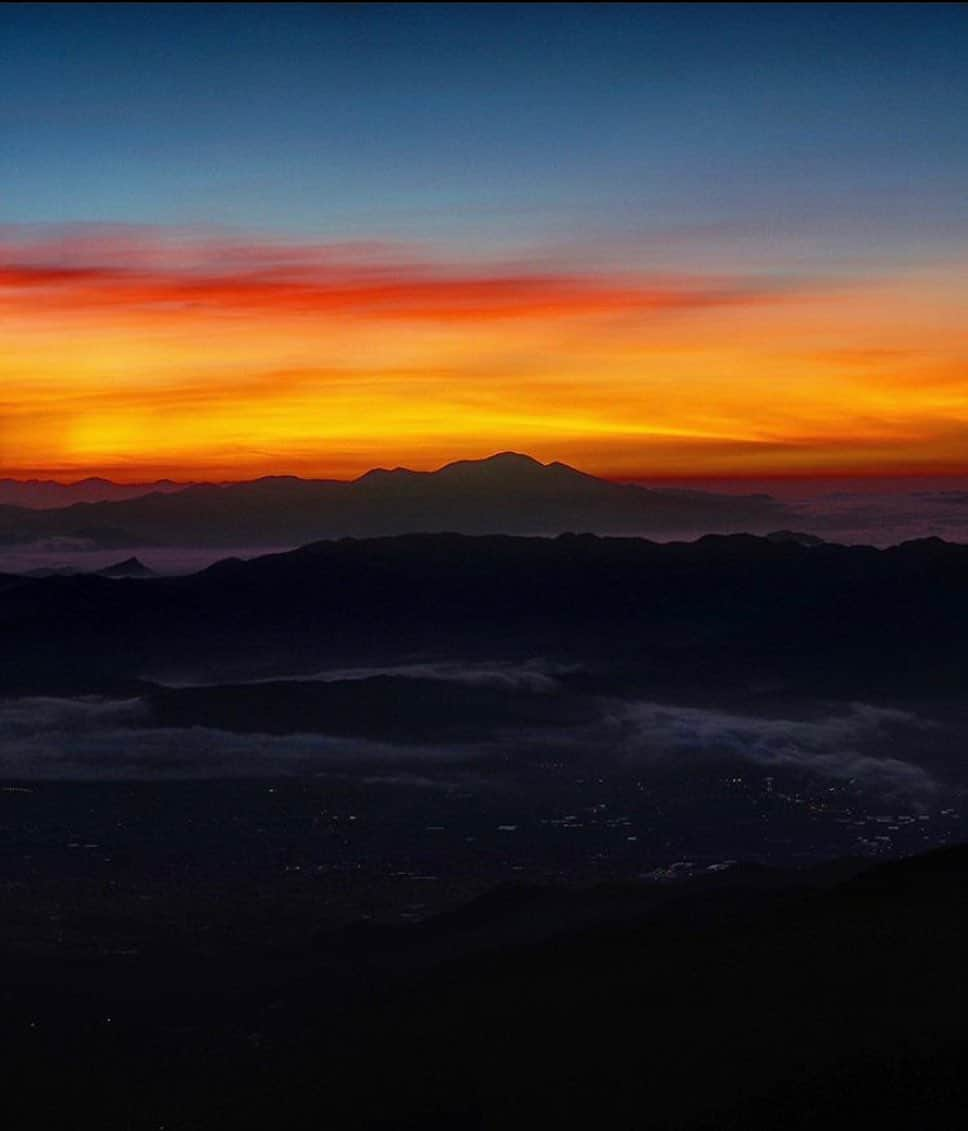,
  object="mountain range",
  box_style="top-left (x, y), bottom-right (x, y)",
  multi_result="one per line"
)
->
top-left (0, 477), bottom-right (192, 509)
top-left (0, 452), bottom-right (789, 548)
top-left (3, 529), bottom-right (966, 700)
